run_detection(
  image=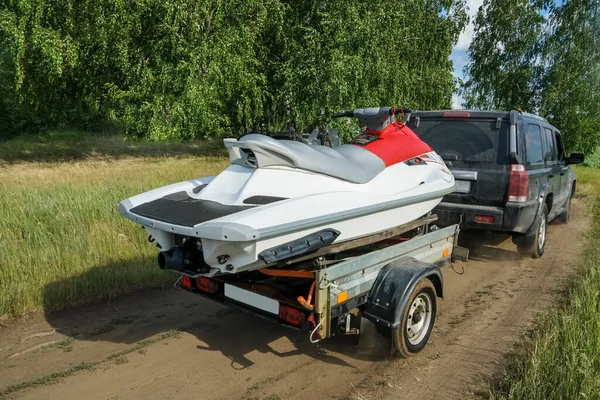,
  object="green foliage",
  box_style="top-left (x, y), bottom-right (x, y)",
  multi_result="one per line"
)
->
top-left (0, 0), bottom-right (467, 140)
top-left (540, 0), bottom-right (600, 154)
top-left (461, 0), bottom-right (600, 154)
top-left (582, 146), bottom-right (600, 168)
top-left (461, 0), bottom-right (549, 111)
